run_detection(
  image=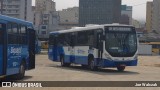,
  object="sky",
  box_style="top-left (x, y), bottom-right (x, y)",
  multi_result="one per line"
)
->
top-left (32, 0), bottom-right (153, 22)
